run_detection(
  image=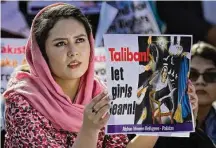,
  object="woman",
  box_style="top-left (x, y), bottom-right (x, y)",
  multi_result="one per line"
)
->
top-left (3, 3), bottom-right (128, 148)
top-left (2, 3), bottom-right (204, 148)
top-left (190, 42), bottom-right (216, 144)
